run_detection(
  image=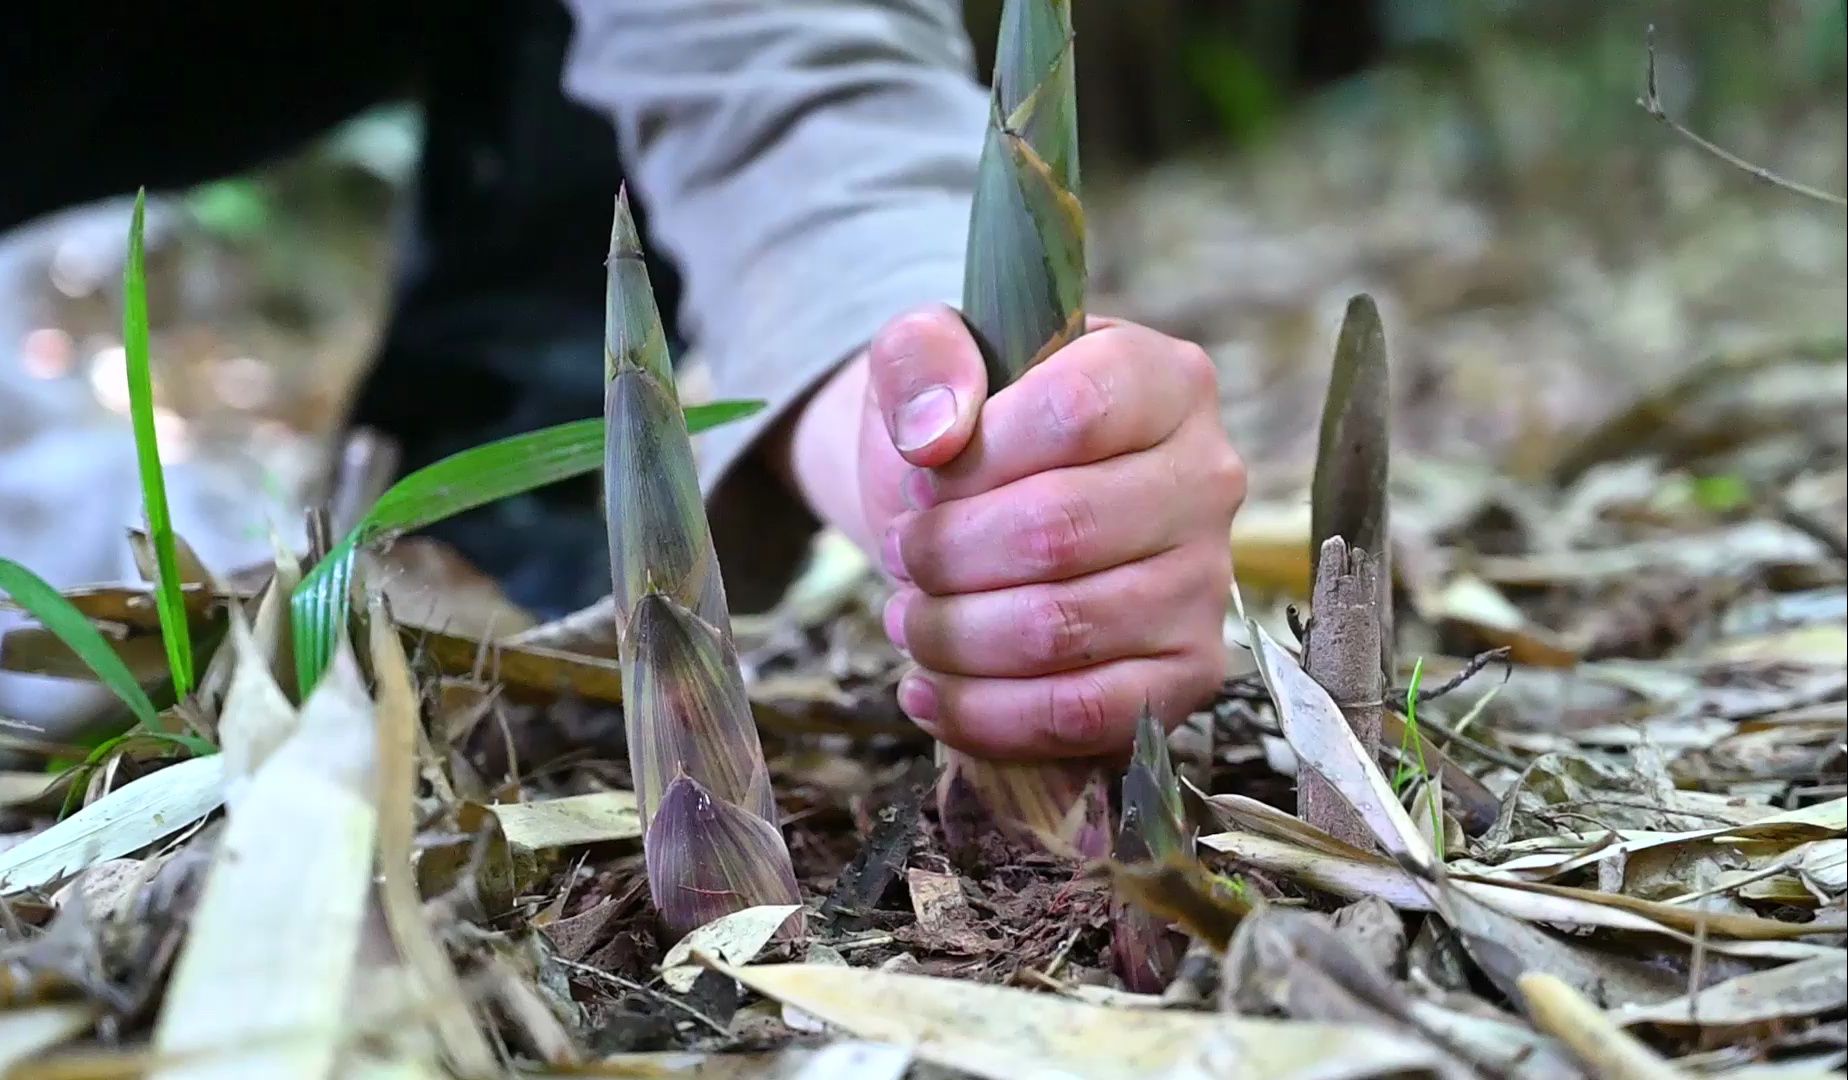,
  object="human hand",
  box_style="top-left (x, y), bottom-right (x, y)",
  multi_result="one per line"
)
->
top-left (854, 304), bottom-right (1245, 760)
